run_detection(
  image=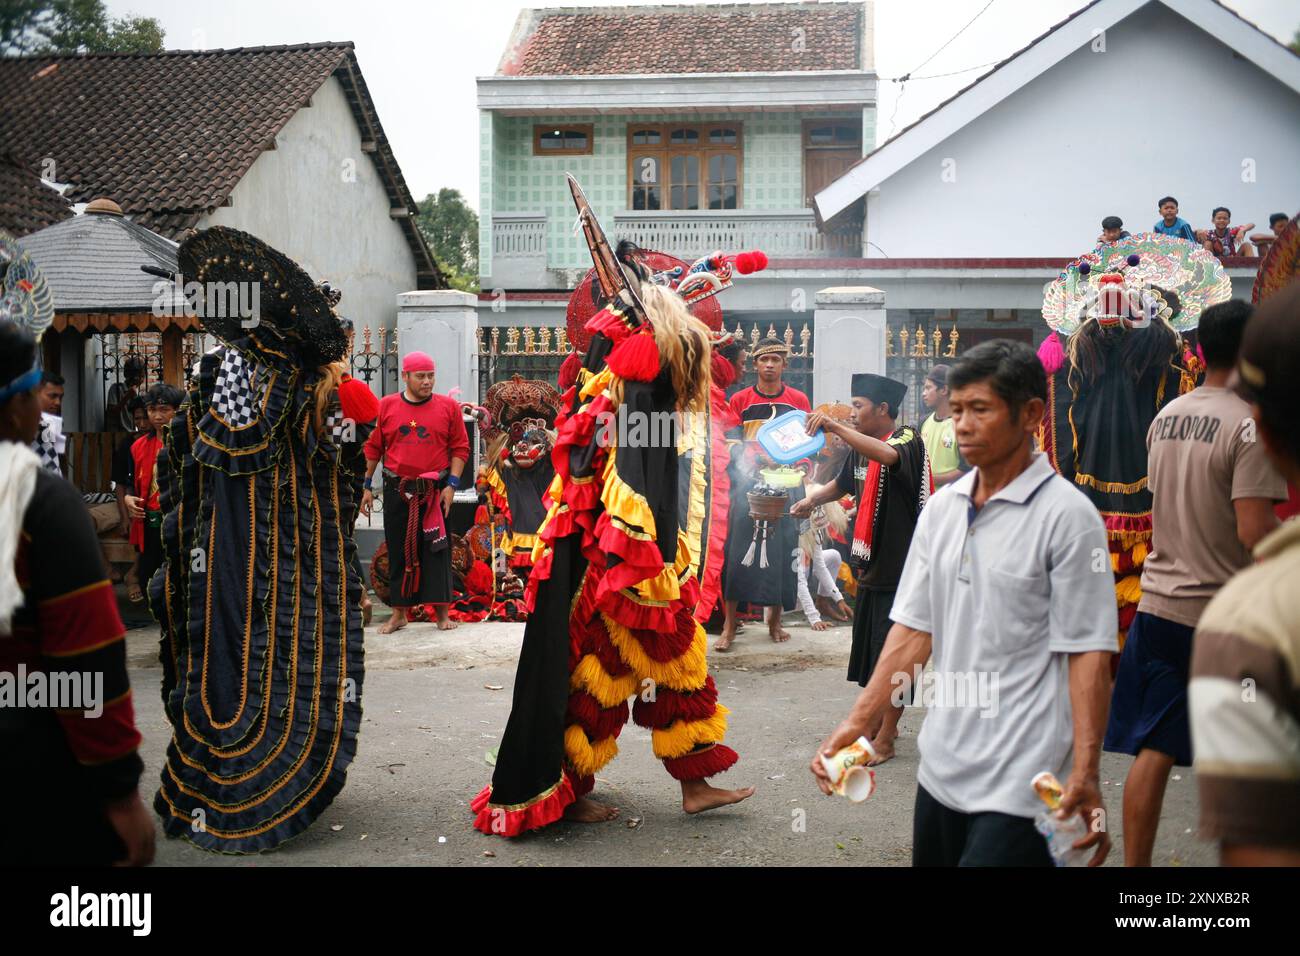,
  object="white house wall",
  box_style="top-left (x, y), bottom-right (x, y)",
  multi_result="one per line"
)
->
top-left (865, 3), bottom-right (1300, 259)
top-left (202, 75), bottom-right (417, 349)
